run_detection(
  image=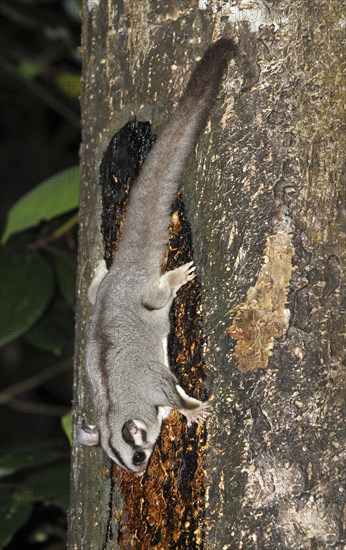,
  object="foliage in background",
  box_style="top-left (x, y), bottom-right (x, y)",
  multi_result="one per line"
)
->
top-left (1, 166), bottom-right (80, 245)
top-left (0, 0), bottom-right (81, 547)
